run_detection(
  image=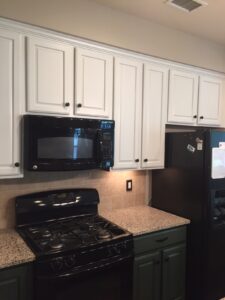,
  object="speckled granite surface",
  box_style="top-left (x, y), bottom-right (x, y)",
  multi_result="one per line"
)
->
top-left (0, 229), bottom-right (35, 269)
top-left (101, 205), bottom-right (190, 235)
